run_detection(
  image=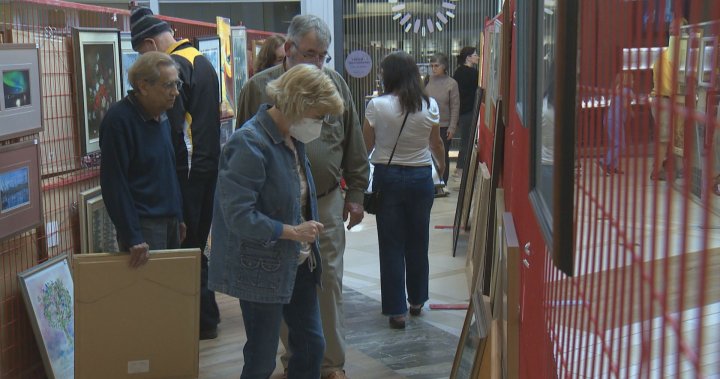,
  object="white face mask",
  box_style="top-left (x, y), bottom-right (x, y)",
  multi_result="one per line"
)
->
top-left (289, 118), bottom-right (323, 143)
